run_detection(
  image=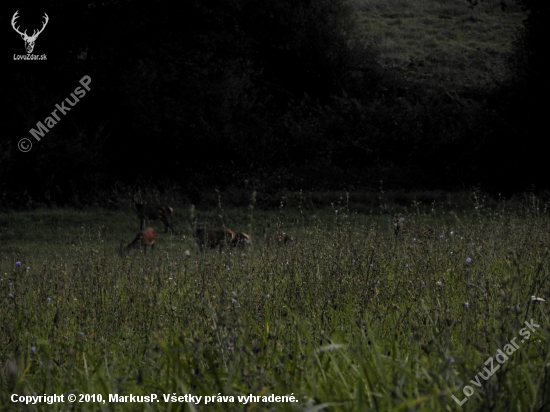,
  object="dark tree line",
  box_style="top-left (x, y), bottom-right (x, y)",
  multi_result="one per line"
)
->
top-left (1, 0), bottom-right (548, 208)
